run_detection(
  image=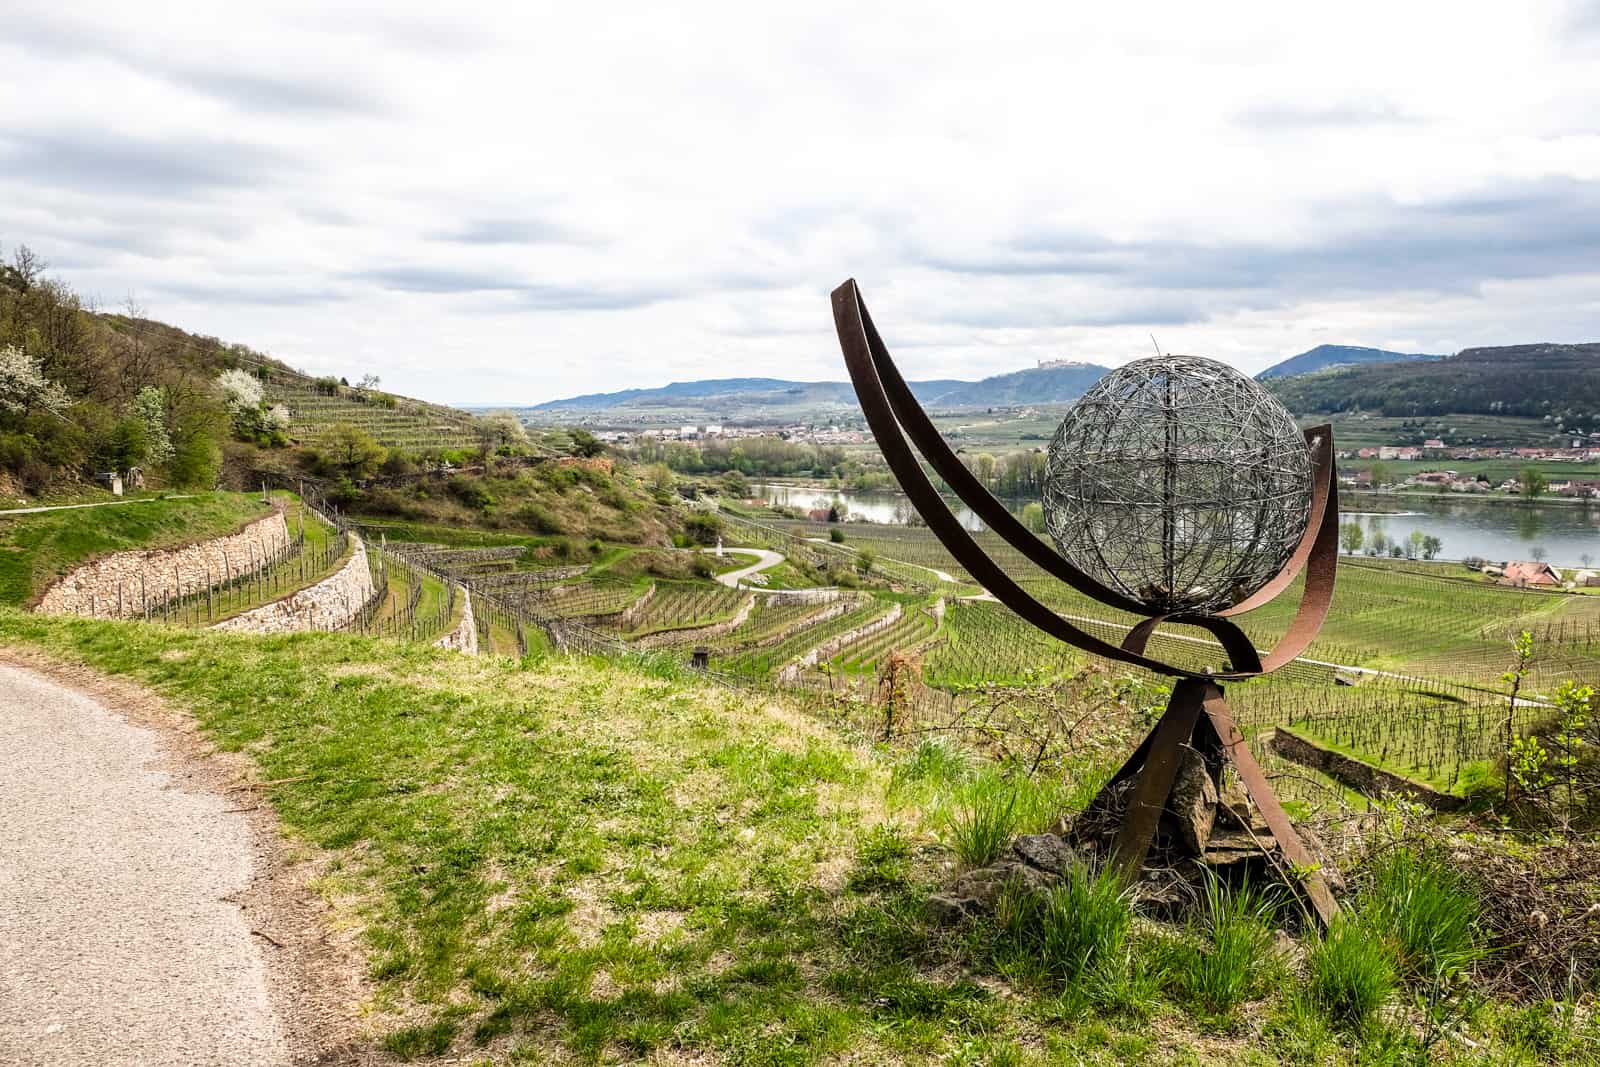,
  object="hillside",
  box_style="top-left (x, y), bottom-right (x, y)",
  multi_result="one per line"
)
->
top-left (1255, 344), bottom-right (1444, 380)
top-left (526, 363), bottom-right (1113, 421)
top-left (1266, 340), bottom-right (1600, 420)
top-left (0, 241), bottom-right (505, 497)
